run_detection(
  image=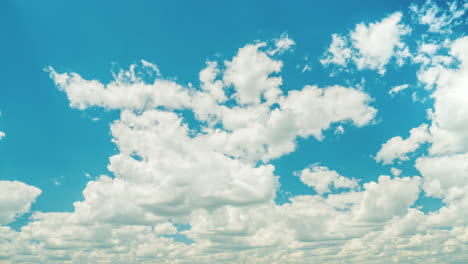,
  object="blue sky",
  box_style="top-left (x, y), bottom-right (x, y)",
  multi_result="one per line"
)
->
top-left (1, 0), bottom-right (468, 263)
